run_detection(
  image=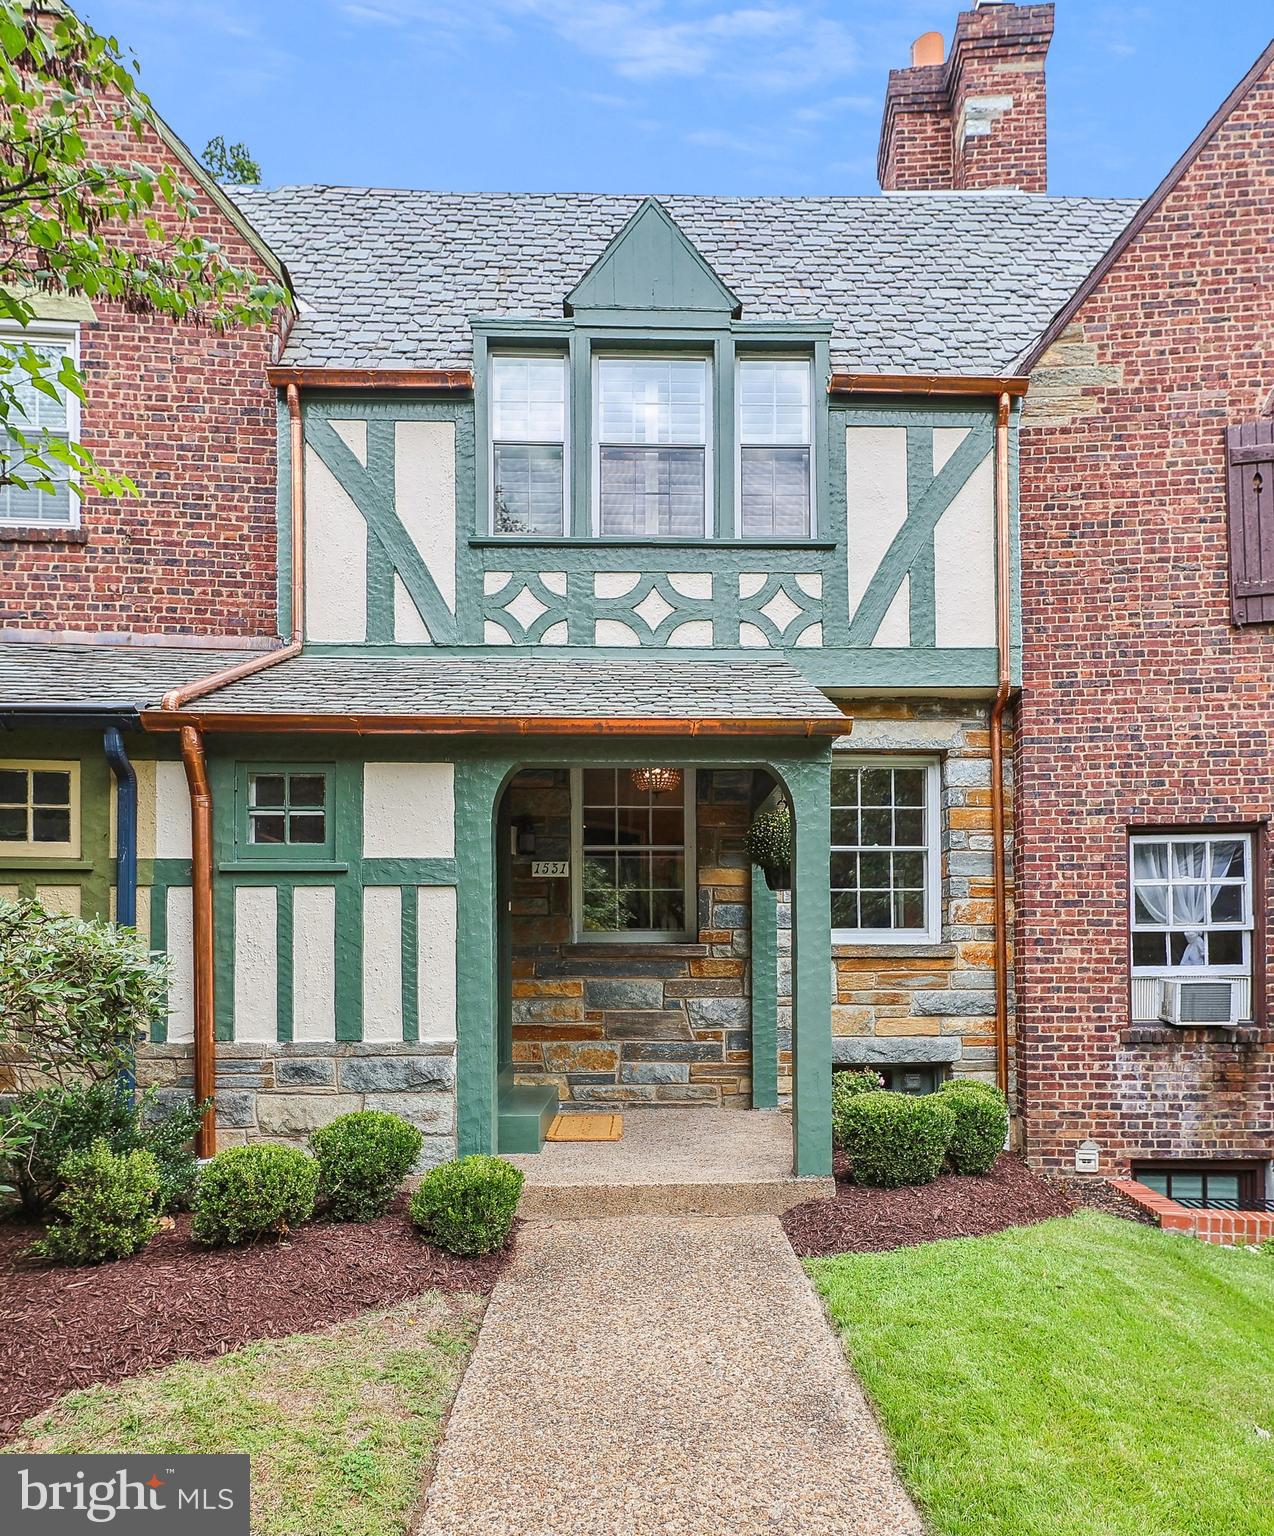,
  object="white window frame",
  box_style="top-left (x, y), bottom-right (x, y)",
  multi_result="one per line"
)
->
top-left (735, 355), bottom-right (815, 539)
top-left (0, 321), bottom-right (81, 529)
top-left (831, 754), bottom-right (941, 945)
top-left (1129, 830), bottom-right (1254, 1018)
top-left (592, 353), bottom-right (713, 539)
top-left (569, 766), bottom-right (697, 942)
top-left (488, 351), bottom-right (569, 537)
top-left (0, 759), bottom-right (80, 858)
